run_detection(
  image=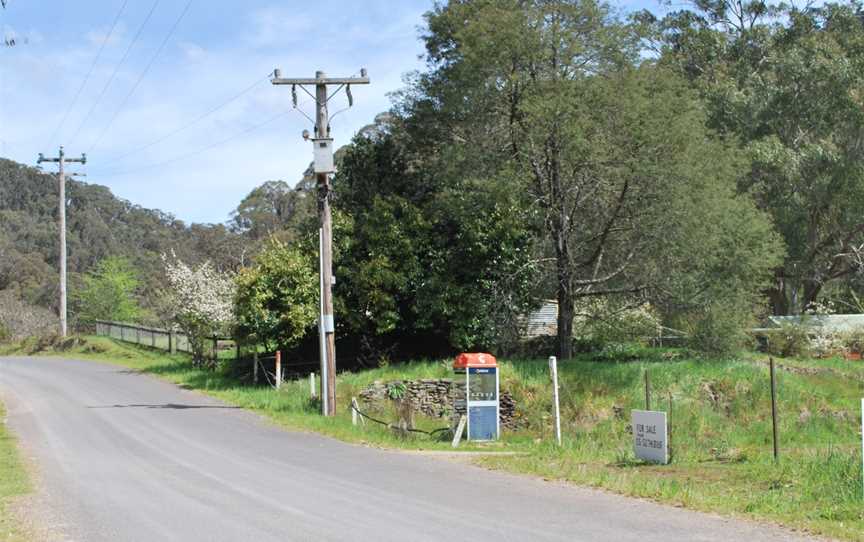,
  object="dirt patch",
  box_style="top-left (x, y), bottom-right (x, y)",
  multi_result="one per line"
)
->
top-left (700, 380), bottom-right (731, 413)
